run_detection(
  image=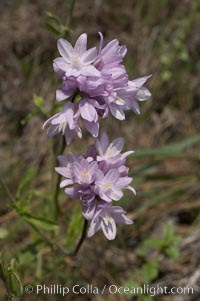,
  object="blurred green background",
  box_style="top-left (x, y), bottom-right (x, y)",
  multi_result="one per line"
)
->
top-left (0, 0), bottom-right (200, 300)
